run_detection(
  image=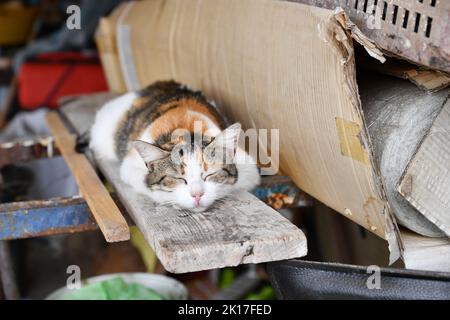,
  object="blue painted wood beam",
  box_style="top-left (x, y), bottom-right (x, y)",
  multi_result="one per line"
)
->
top-left (0, 197), bottom-right (97, 240)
